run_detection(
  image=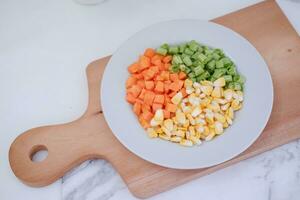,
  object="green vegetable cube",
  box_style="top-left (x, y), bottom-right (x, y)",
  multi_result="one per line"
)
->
top-left (223, 75), bottom-right (233, 82)
top-left (193, 65), bottom-right (204, 76)
top-left (183, 56), bottom-right (192, 66)
top-left (184, 48), bottom-right (194, 56)
top-left (168, 46), bottom-right (179, 54)
top-left (156, 47), bottom-right (168, 56)
top-left (216, 60), bottom-right (224, 68)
